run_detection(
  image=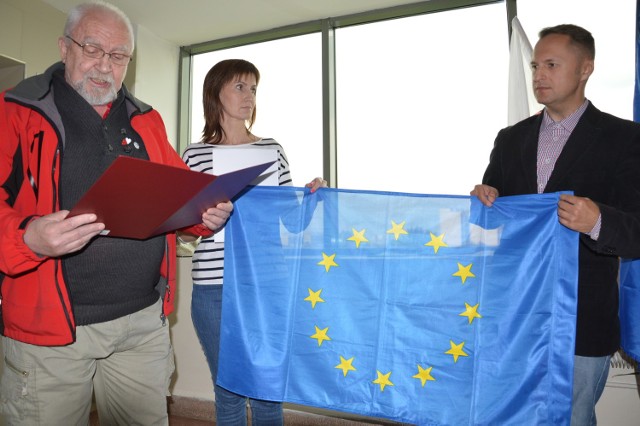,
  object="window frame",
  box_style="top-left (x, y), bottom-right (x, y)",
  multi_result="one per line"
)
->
top-left (177, 0), bottom-right (508, 186)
